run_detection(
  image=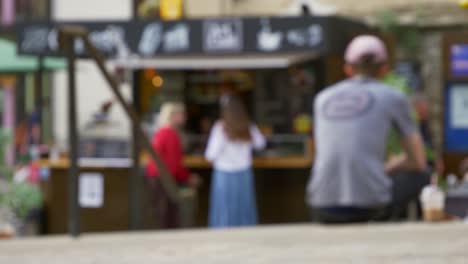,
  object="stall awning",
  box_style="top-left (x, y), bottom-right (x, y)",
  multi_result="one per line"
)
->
top-left (0, 39), bottom-right (66, 73)
top-left (110, 52), bottom-right (319, 70)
